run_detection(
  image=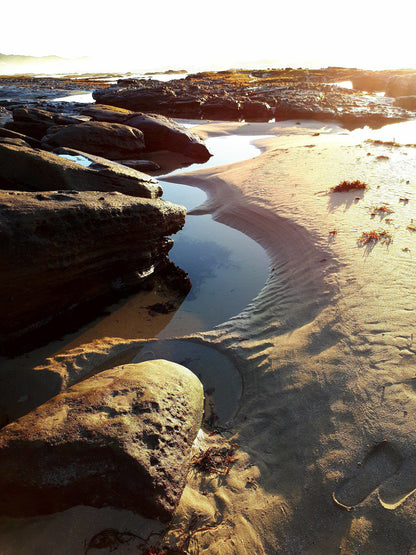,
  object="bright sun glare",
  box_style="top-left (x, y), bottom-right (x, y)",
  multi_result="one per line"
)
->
top-left (1, 0), bottom-right (415, 72)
